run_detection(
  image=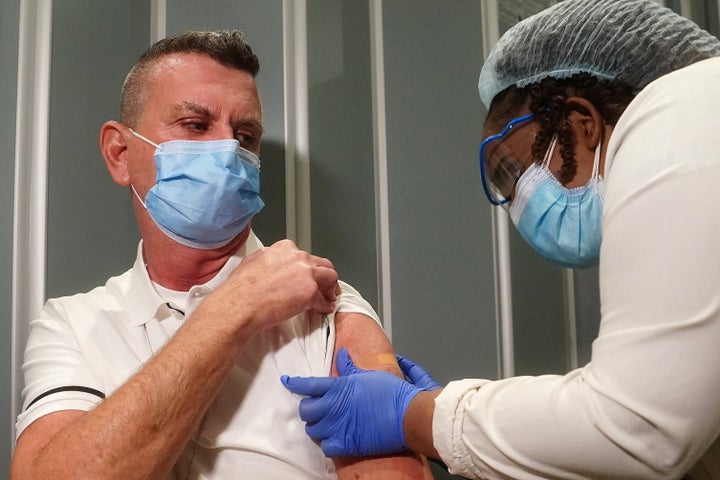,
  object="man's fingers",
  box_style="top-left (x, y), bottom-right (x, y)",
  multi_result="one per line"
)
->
top-left (315, 265), bottom-right (338, 287)
top-left (314, 265), bottom-right (339, 308)
top-left (310, 254), bottom-right (335, 270)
